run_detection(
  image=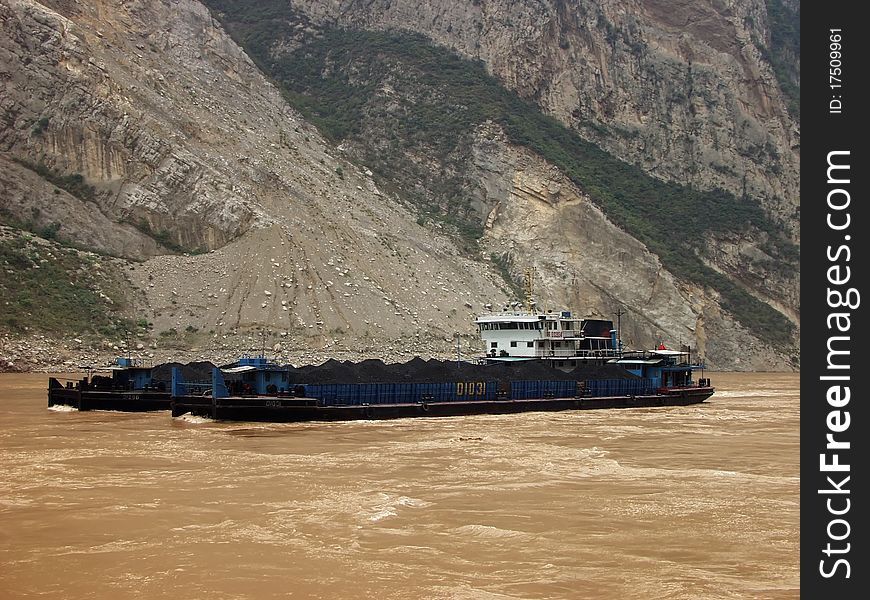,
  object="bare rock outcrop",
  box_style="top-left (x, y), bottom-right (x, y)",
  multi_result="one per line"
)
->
top-left (470, 123), bottom-right (795, 370)
top-left (289, 0), bottom-right (799, 231)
